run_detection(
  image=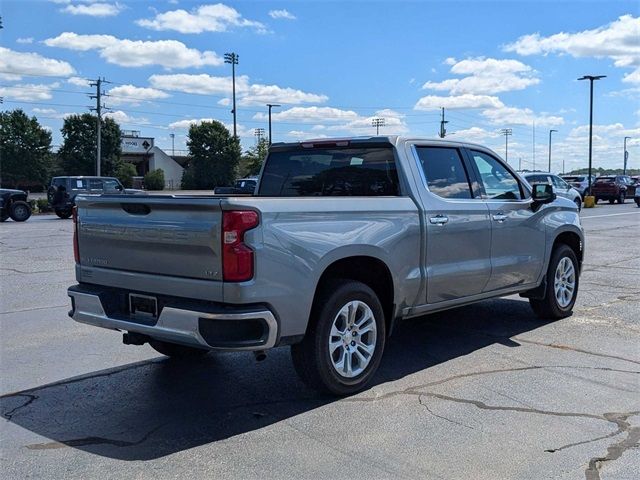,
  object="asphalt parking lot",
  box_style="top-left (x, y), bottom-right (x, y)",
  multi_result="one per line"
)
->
top-left (1, 203), bottom-right (639, 480)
